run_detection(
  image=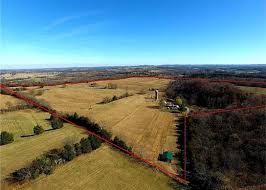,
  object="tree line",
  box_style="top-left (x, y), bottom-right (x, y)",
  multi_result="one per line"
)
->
top-left (10, 135), bottom-right (102, 183)
top-left (9, 112), bottom-right (133, 183)
top-left (100, 92), bottom-right (133, 104)
top-left (64, 112), bottom-right (132, 151)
